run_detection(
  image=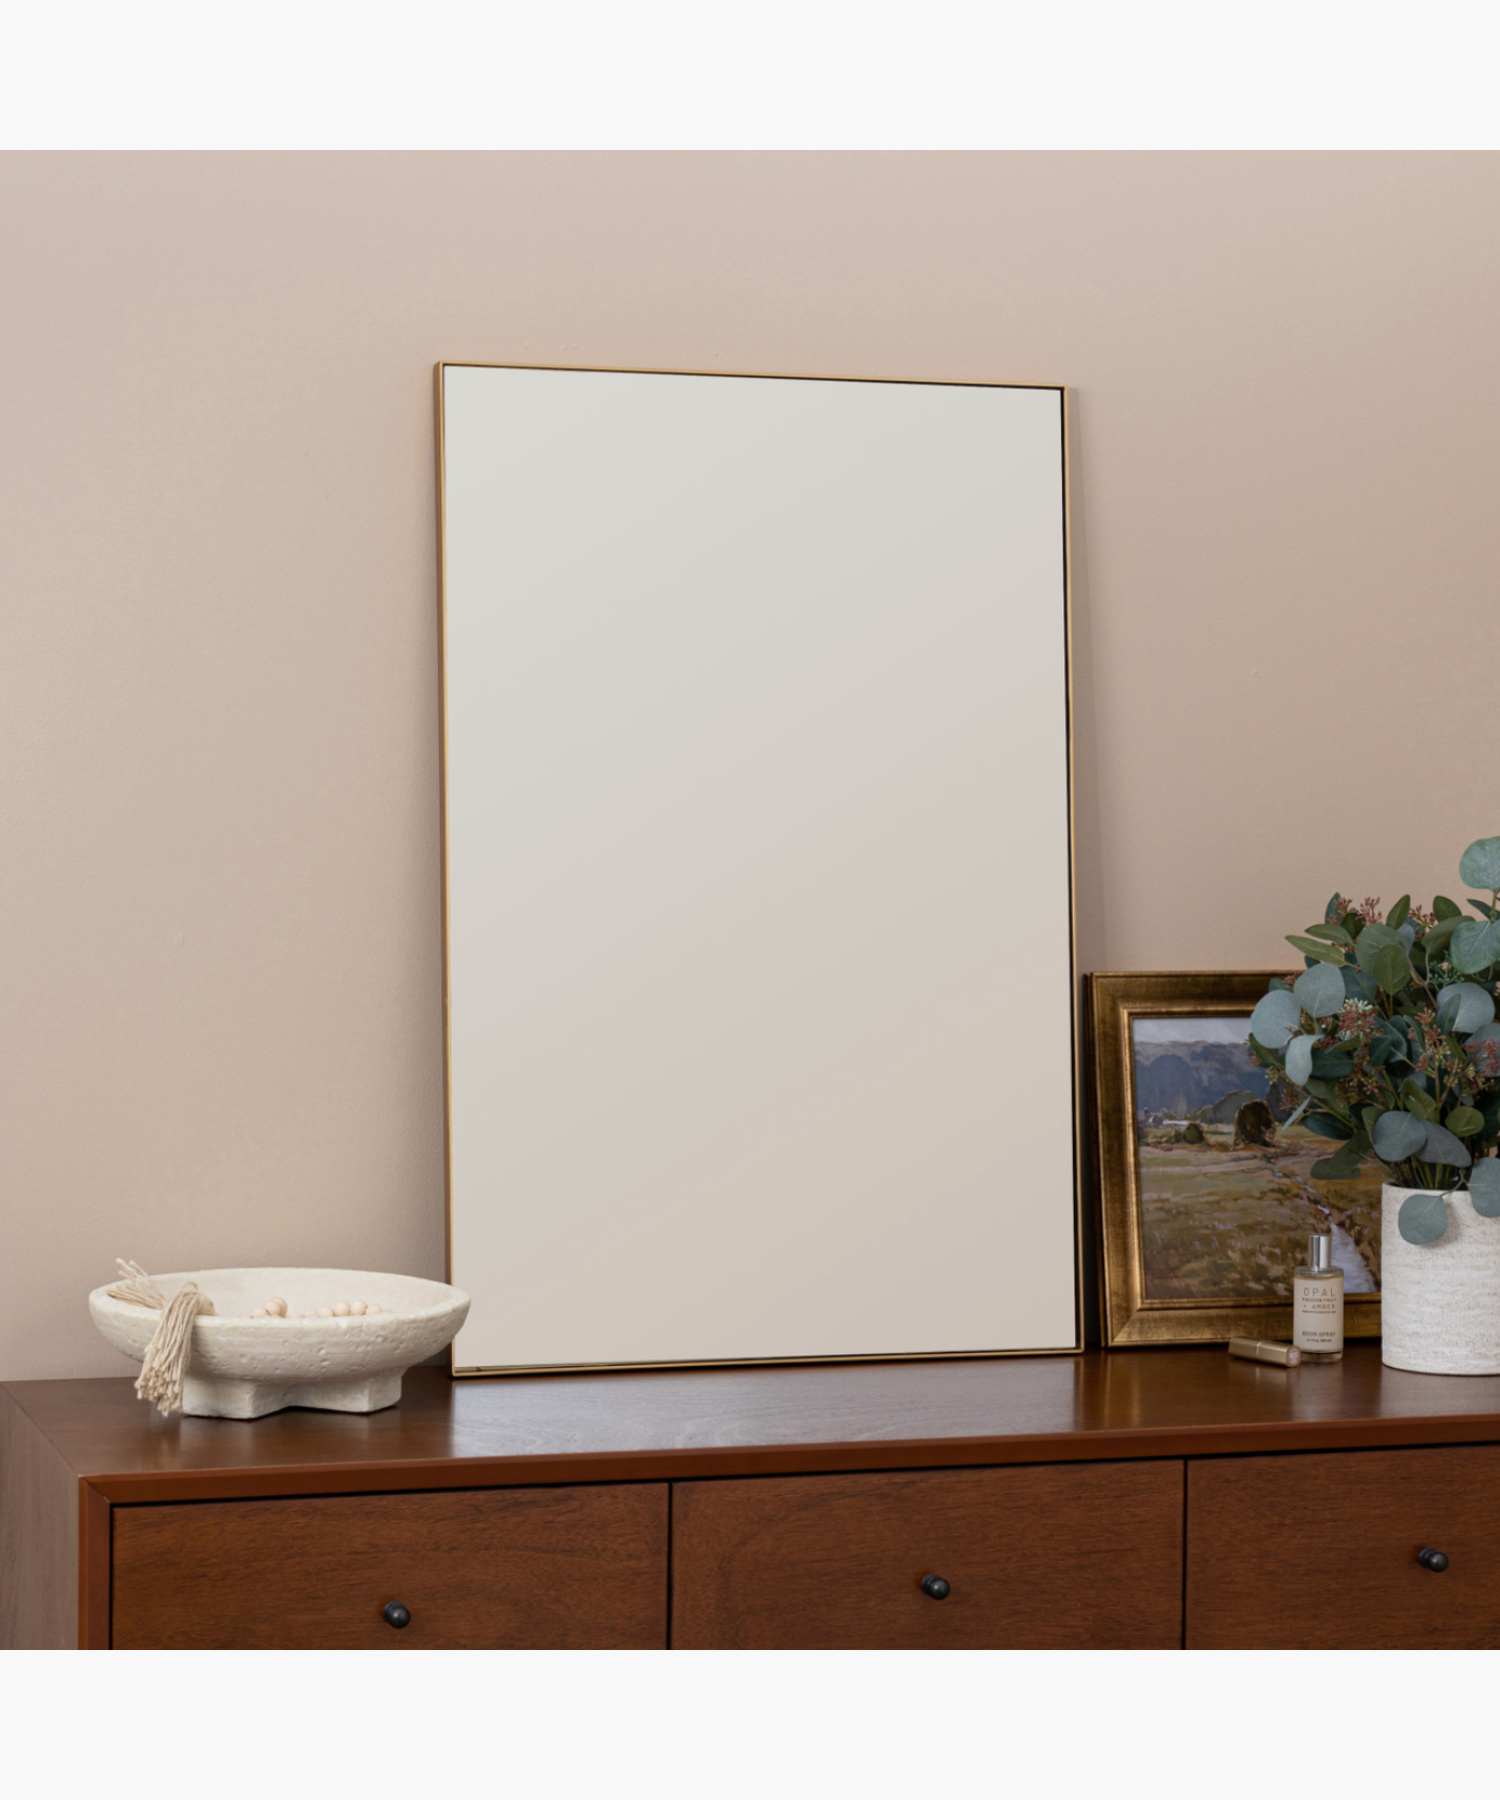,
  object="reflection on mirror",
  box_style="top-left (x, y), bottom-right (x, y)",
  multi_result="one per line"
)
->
top-left (438, 363), bottom-right (1077, 1372)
